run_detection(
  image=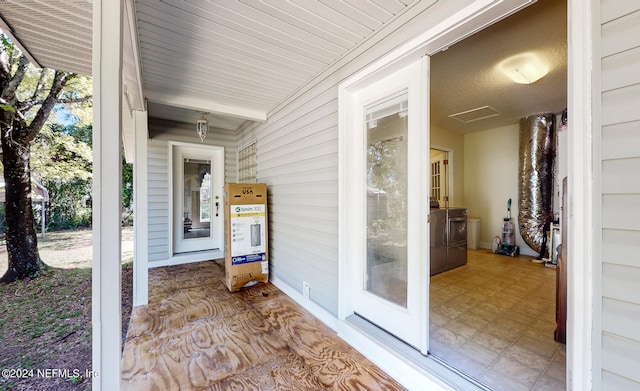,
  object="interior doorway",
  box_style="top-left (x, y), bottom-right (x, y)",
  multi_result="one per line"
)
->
top-left (429, 148), bottom-right (449, 208)
top-left (427, 0), bottom-right (567, 389)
